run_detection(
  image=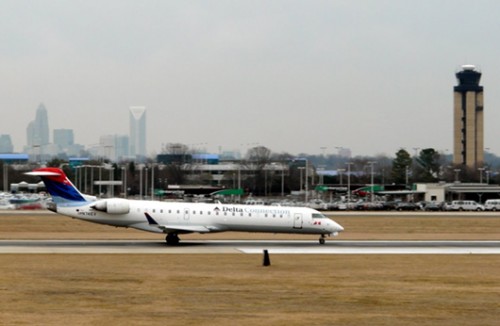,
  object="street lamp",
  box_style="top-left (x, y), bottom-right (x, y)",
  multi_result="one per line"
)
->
top-left (346, 162), bottom-right (353, 208)
top-left (151, 163), bottom-right (155, 201)
top-left (454, 169), bottom-right (461, 183)
top-left (298, 167), bottom-right (305, 192)
top-left (478, 167), bottom-right (485, 184)
top-left (337, 168), bottom-right (345, 185)
top-left (367, 161), bottom-right (376, 203)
